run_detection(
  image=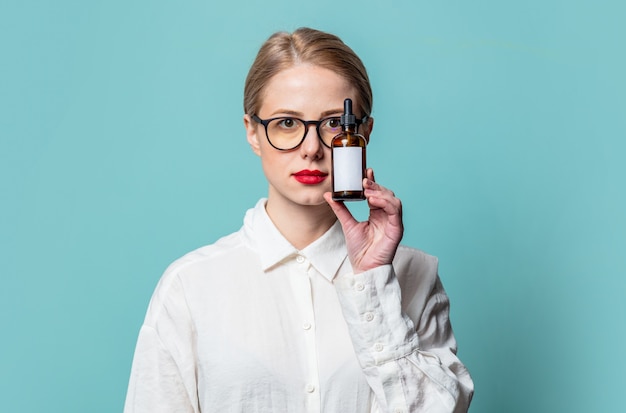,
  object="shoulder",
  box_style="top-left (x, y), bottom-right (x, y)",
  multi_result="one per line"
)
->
top-left (163, 230), bottom-right (246, 277)
top-left (393, 244), bottom-right (439, 282)
top-left (392, 245), bottom-right (443, 315)
top-left (144, 230), bottom-right (250, 320)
